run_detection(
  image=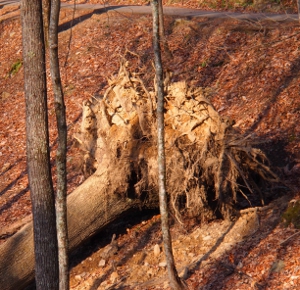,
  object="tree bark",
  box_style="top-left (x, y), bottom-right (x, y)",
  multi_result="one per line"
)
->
top-left (49, 1), bottom-right (69, 289)
top-left (42, 0), bottom-right (51, 46)
top-left (151, 1), bottom-right (184, 289)
top-left (158, 0), bottom-right (164, 40)
top-left (20, 1), bottom-right (59, 290)
top-left (0, 172), bottom-right (141, 290)
top-left (157, 0), bottom-right (172, 58)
